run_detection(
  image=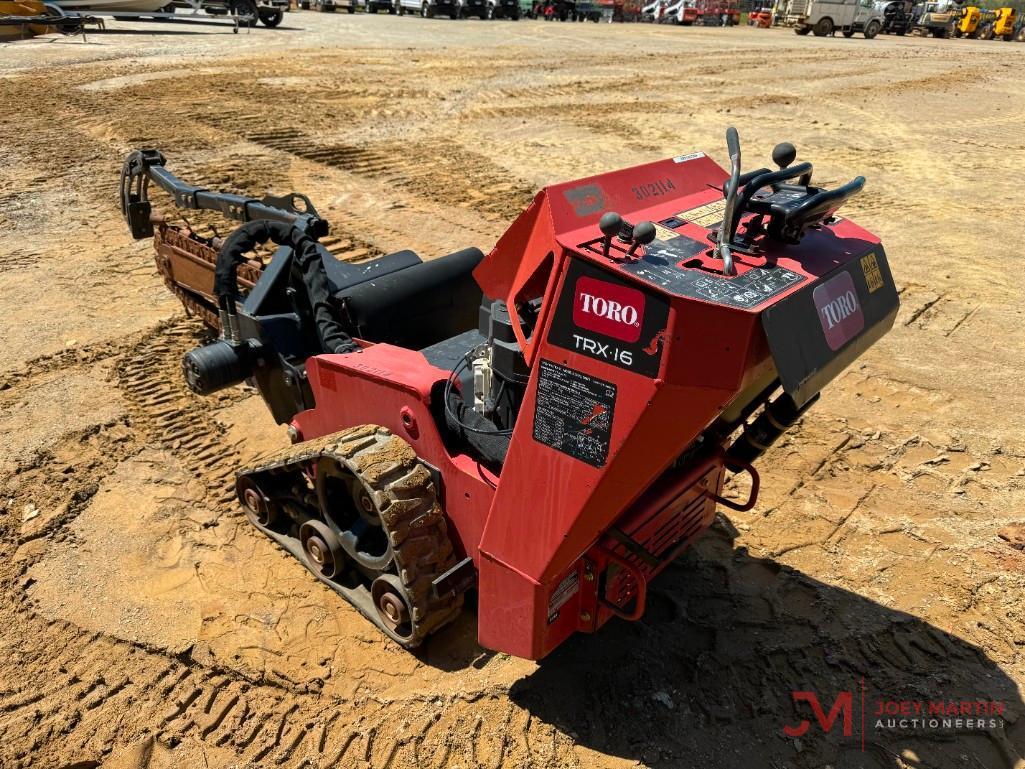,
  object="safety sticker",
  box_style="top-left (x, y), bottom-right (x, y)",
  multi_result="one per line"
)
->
top-left (547, 571), bottom-right (580, 624)
top-left (533, 360), bottom-right (616, 468)
top-left (676, 198), bottom-right (726, 228)
top-left (861, 252), bottom-right (884, 294)
top-left (652, 223), bottom-right (680, 241)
